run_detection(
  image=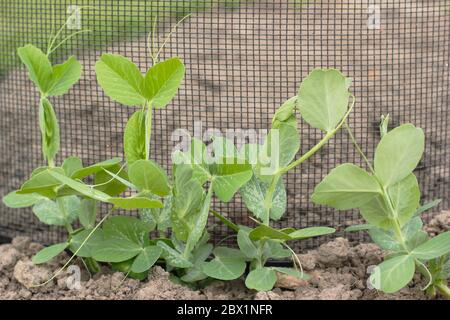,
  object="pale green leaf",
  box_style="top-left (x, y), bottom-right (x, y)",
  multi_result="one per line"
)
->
top-left (71, 158), bottom-right (122, 179)
top-left (62, 156), bottom-right (83, 177)
top-left (369, 255), bottom-right (415, 293)
top-left (157, 241), bottom-right (193, 268)
top-left (289, 227), bottom-right (335, 240)
top-left (47, 56), bottom-right (81, 96)
top-left (2, 191), bottom-right (45, 208)
top-left (387, 174), bottom-right (420, 226)
top-left (249, 224), bottom-right (292, 242)
top-left (32, 242), bottom-right (68, 264)
top-left (411, 232), bottom-right (450, 261)
top-left (311, 164), bottom-right (381, 210)
top-left (124, 109), bottom-right (146, 165)
top-left (95, 53), bottom-right (146, 106)
top-left (143, 57), bottom-right (185, 108)
top-left (128, 159), bottom-right (170, 197)
top-left (79, 199), bottom-right (97, 229)
top-left (297, 68), bottom-right (350, 132)
top-left (245, 267), bottom-right (277, 291)
top-left (17, 44), bottom-right (53, 93)
top-left (202, 247), bottom-right (247, 280)
top-left (374, 124), bottom-right (425, 187)
top-left (131, 246), bottom-right (162, 273)
top-left (39, 98), bottom-right (60, 163)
